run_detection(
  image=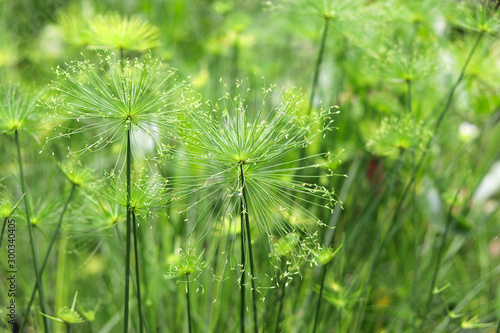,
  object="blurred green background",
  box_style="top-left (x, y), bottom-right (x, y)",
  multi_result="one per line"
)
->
top-left (1, 0), bottom-right (500, 332)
